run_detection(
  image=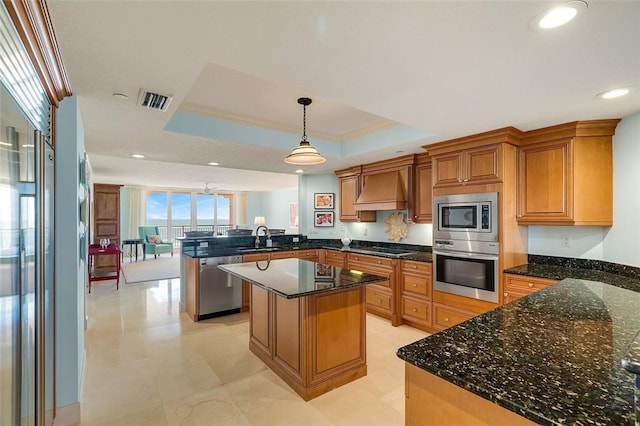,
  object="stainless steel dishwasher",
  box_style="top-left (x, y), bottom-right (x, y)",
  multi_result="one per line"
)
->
top-left (198, 255), bottom-right (243, 320)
